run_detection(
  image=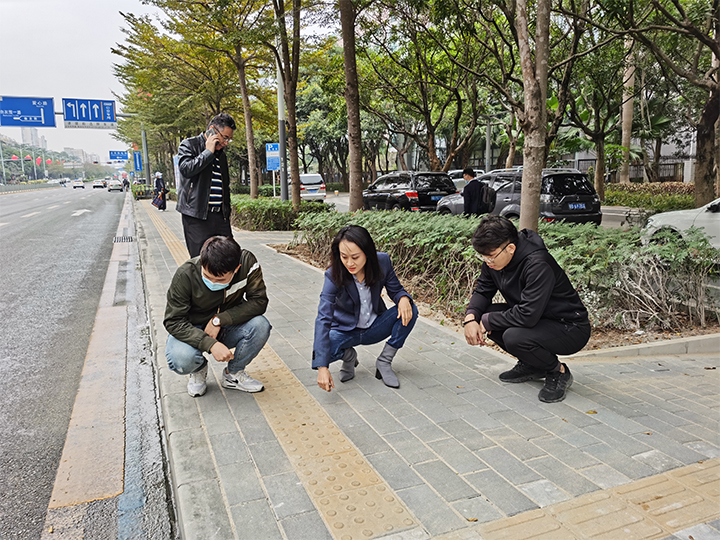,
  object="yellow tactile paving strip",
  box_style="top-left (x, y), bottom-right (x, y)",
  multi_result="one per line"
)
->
top-left (436, 458), bottom-right (720, 540)
top-left (250, 348), bottom-right (417, 539)
top-left (141, 199), bottom-right (189, 264)
top-left (141, 204), bottom-right (417, 538)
